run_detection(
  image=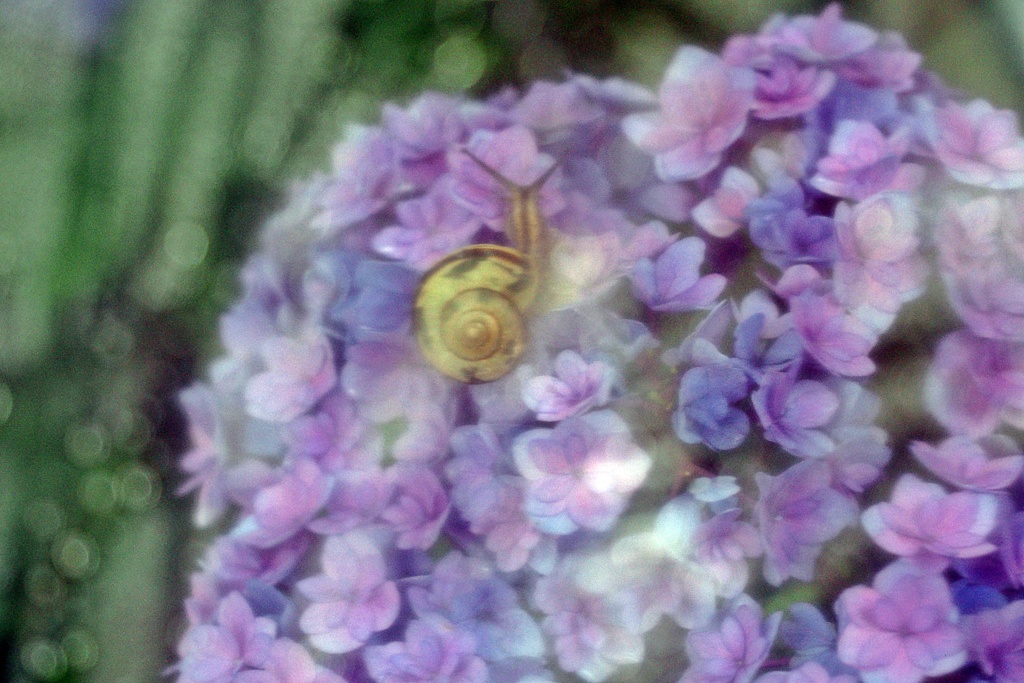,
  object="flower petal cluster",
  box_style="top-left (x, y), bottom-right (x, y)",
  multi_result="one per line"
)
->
top-left (319, 126), bottom-right (402, 233)
top-left (177, 592), bottom-right (276, 682)
top-left (925, 330), bottom-right (1024, 437)
top-left (755, 461), bottom-right (857, 585)
top-left (962, 600), bottom-right (1024, 683)
top-left (747, 180), bottom-right (837, 269)
top-left (834, 560), bottom-right (966, 683)
top-left (171, 5), bottom-right (1024, 683)
top-left (363, 616), bottom-right (487, 683)
top-left (752, 366), bottom-right (839, 458)
top-left (936, 194), bottom-right (1024, 342)
top-left (408, 552), bottom-right (543, 662)
top-left (177, 592), bottom-right (342, 683)
top-left (606, 496), bottom-right (721, 631)
top-left (533, 559), bottom-right (644, 682)
top-left (297, 531), bottom-right (400, 654)
top-left (673, 362), bottom-right (751, 451)
top-left (784, 269), bottom-right (879, 377)
top-left (931, 99), bottom-right (1024, 189)
top-left (236, 459), bottom-right (331, 548)
top-left (678, 595), bottom-right (782, 683)
top-left (691, 507), bottom-right (763, 599)
top-left (809, 121), bottom-right (921, 201)
top-left (512, 410), bottom-right (651, 535)
top-left (832, 193), bottom-right (925, 332)
top-left (244, 331), bottom-right (337, 423)
top-left (631, 237), bottom-right (727, 312)
top-left (1000, 512), bottom-right (1024, 588)
top-left (747, 57), bottom-right (836, 121)
top-left (178, 383), bottom-right (235, 526)
top-left (769, 3), bottom-right (878, 64)
top-left (860, 474), bottom-right (998, 566)
top-left (754, 662), bottom-right (855, 683)
top-left (692, 167), bottom-right (760, 238)
top-left (522, 351), bottom-right (613, 422)
top-left (623, 47), bottom-right (754, 181)
top-left (777, 603), bottom-right (845, 673)
top-left (910, 435), bottom-right (1024, 492)
top-left (381, 466), bottom-right (449, 550)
